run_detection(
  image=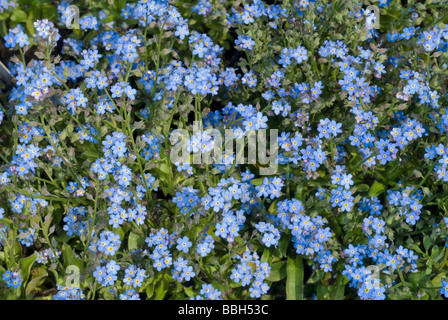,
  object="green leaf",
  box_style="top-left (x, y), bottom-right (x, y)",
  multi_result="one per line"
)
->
top-left (369, 181), bottom-right (386, 197)
top-left (101, 13), bottom-right (120, 23)
top-left (99, 287), bottom-right (114, 299)
top-left (415, 3), bottom-right (426, 10)
top-left (316, 283), bottom-right (328, 299)
top-left (155, 163), bottom-right (173, 181)
top-left (62, 244), bottom-right (83, 270)
top-left (145, 283), bottom-right (154, 299)
top-left (268, 200), bottom-right (278, 214)
top-left (426, 260), bottom-right (433, 275)
top-left (356, 184), bottom-right (370, 193)
top-left (277, 236), bottom-right (289, 258)
top-left (423, 235), bottom-right (432, 253)
top-left (408, 272), bottom-right (430, 286)
top-left (42, 213), bottom-right (53, 239)
top-left (249, 178), bottom-right (264, 186)
top-left (59, 129), bottom-right (68, 141)
top-left (169, 292), bottom-right (186, 300)
top-left (79, 150), bottom-right (99, 161)
top-left (183, 286), bottom-right (195, 298)
top-left (286, 256), bottom-right (304, 300)
top-left (330, 275), bottom-right (346, 300)
top-left (41, 4), bottom-right (57, 21)
top-left (10, 9), bottom-right (27, 22)
top-left (20, 252), bottom-right (37, 285)
top-left (115, 0), bottom-right (127, 11)
top-left (26, 268), bottom-right (48, 298)
top-left (26, 10), bottom-right (35, 35)
top-left (128, 232), bottom-right (144, 250)
top-left (154, 279), bottom-right (168, 300)
top-left (261, 248), bottom-right (271, 263)
top-left (431, 271), bottom-right (446, 287)
top-left (266, 261), bottom-right (286, 282)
